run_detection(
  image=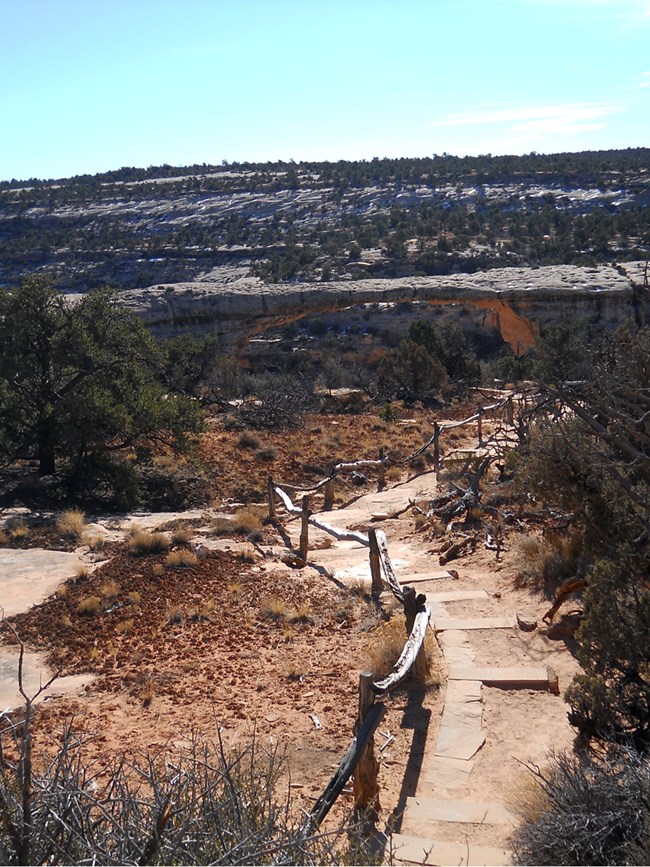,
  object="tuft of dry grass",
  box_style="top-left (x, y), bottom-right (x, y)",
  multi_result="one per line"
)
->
top-left (152, 563), bottom-right (165, 577)
top-left (290, 601), bottom-right (313, 625)
top-left (100, 578), bottom-right (120, 598)
top-left (127, 591), bottom-right (142, 606)
top-left (233, 544), bottom-right (257, 563)
top-left (56, 508), bottom-right (86, 539)
top-left (76, 595), bottom-right (102, 617)
top-left (165, 549), bottom-right (199, 569)
top-left (171, 527), bottom-right (194, 546)
top-left (237, 430), bottom-right (260, 450)
top-left (128, 531), bottom-right (170, 556)
top-left (83, 533), bottom-right (105, 551)
top-left (507, 769), bottom-right (551, 824)
top-left (232, 509), bottom-right (262, 535)
top-left (75, 563), bottom-right (92, 580)
top-left (259, 596), bottom-right (292, 622)
top-left (115, 618), bottom-right (134, 635)
top-left (7, 521), bottom-right (29, 541)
